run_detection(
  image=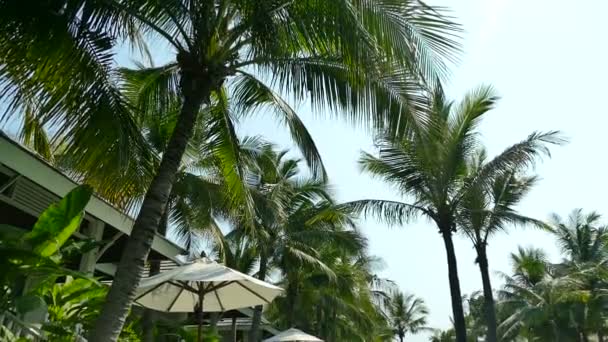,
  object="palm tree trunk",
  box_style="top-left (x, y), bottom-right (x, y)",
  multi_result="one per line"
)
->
top-left (441, 228), bottom-right (467, 342)
top-left (90, 81), bottom-right (209, 341)
top-left (142, 208), bottom-right (169, 342)
top-left (476, 246), bottom-right (498, 342)
top-left (598, 330), bottom-right (604, 342)
top-left (286, 282), bottom-right (298, 328)
top-left (249, 252), bottom-right (268, 341)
